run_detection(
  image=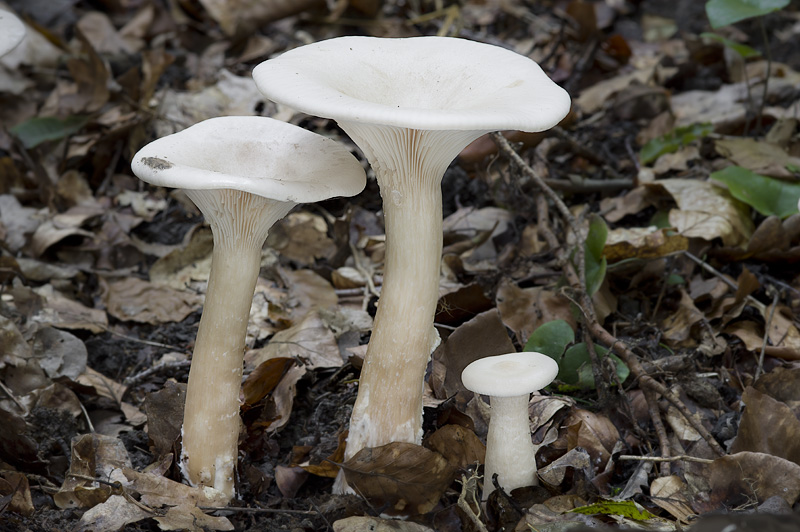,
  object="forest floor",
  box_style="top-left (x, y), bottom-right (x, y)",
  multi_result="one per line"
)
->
top-left (2, 0), bottom-right (800, 530)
